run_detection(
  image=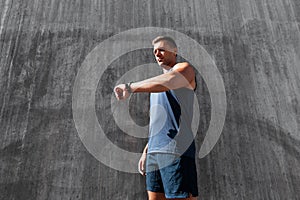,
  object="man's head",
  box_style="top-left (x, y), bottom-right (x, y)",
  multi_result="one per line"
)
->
top-left (152, 36), bottom-right (178, 68)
